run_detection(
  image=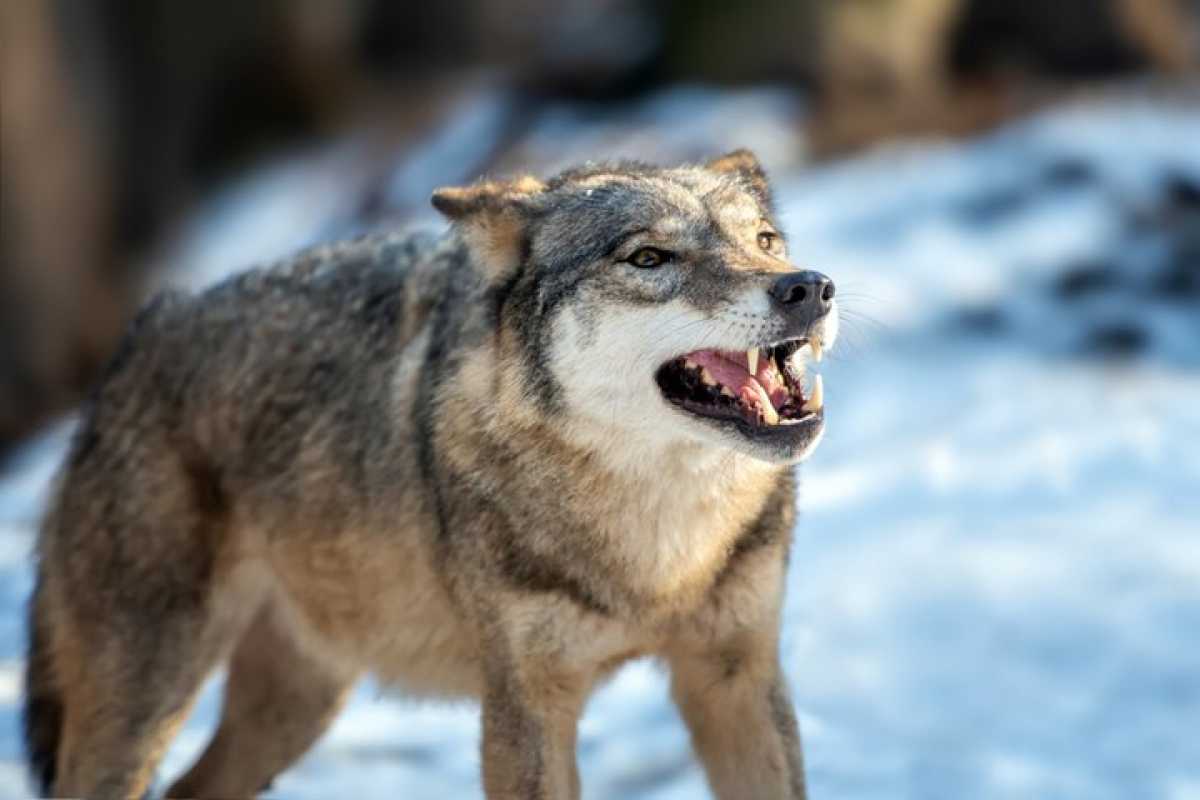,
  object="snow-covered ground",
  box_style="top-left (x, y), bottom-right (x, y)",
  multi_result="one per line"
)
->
top-left (1, 91), bottom-right (1198, 799)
